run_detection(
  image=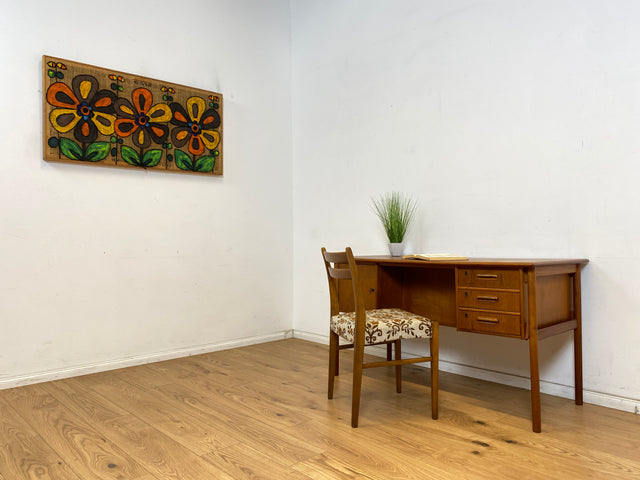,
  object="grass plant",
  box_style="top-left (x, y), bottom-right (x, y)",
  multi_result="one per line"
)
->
top-left (371, 192), bottom-right (417, 243)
